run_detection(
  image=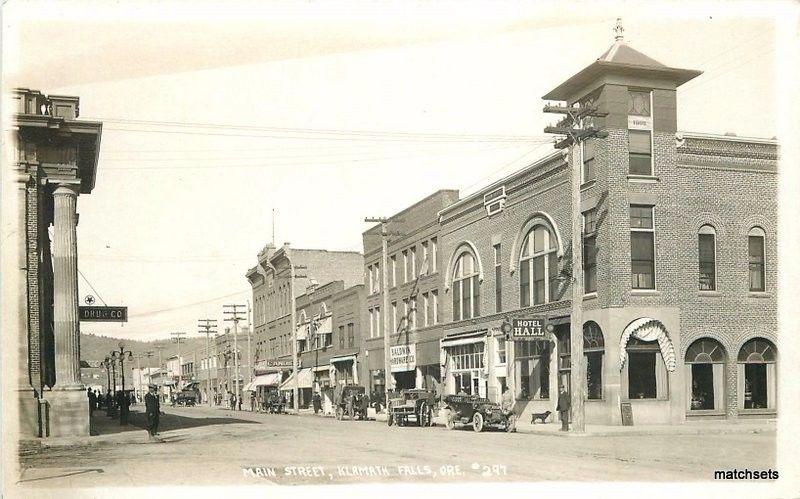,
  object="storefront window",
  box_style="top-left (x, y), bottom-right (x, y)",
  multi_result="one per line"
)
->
top-left (626, 338), bottom-right (667, 400)
top-left (515, 341), bottom-right (550, 400)
top-left (583, 322), bottom-right (604, 400)
top-left (448, 342), bottom-right (485, 396)
top-left (737, 338), bottom-right (776, 410)
top-left (685, 338), bottom-right (725, 411)
top-left (496, 337), bottom-right (506, 364)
